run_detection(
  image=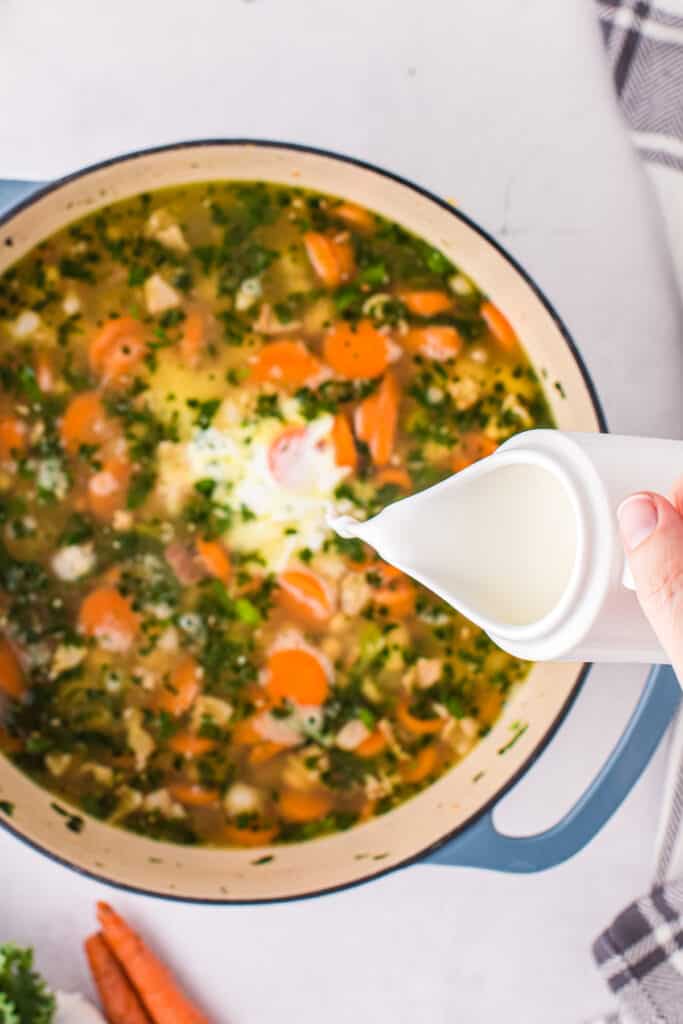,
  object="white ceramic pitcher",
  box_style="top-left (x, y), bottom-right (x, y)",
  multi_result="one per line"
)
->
top-left (332, 430), bottom-right (683, 663)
